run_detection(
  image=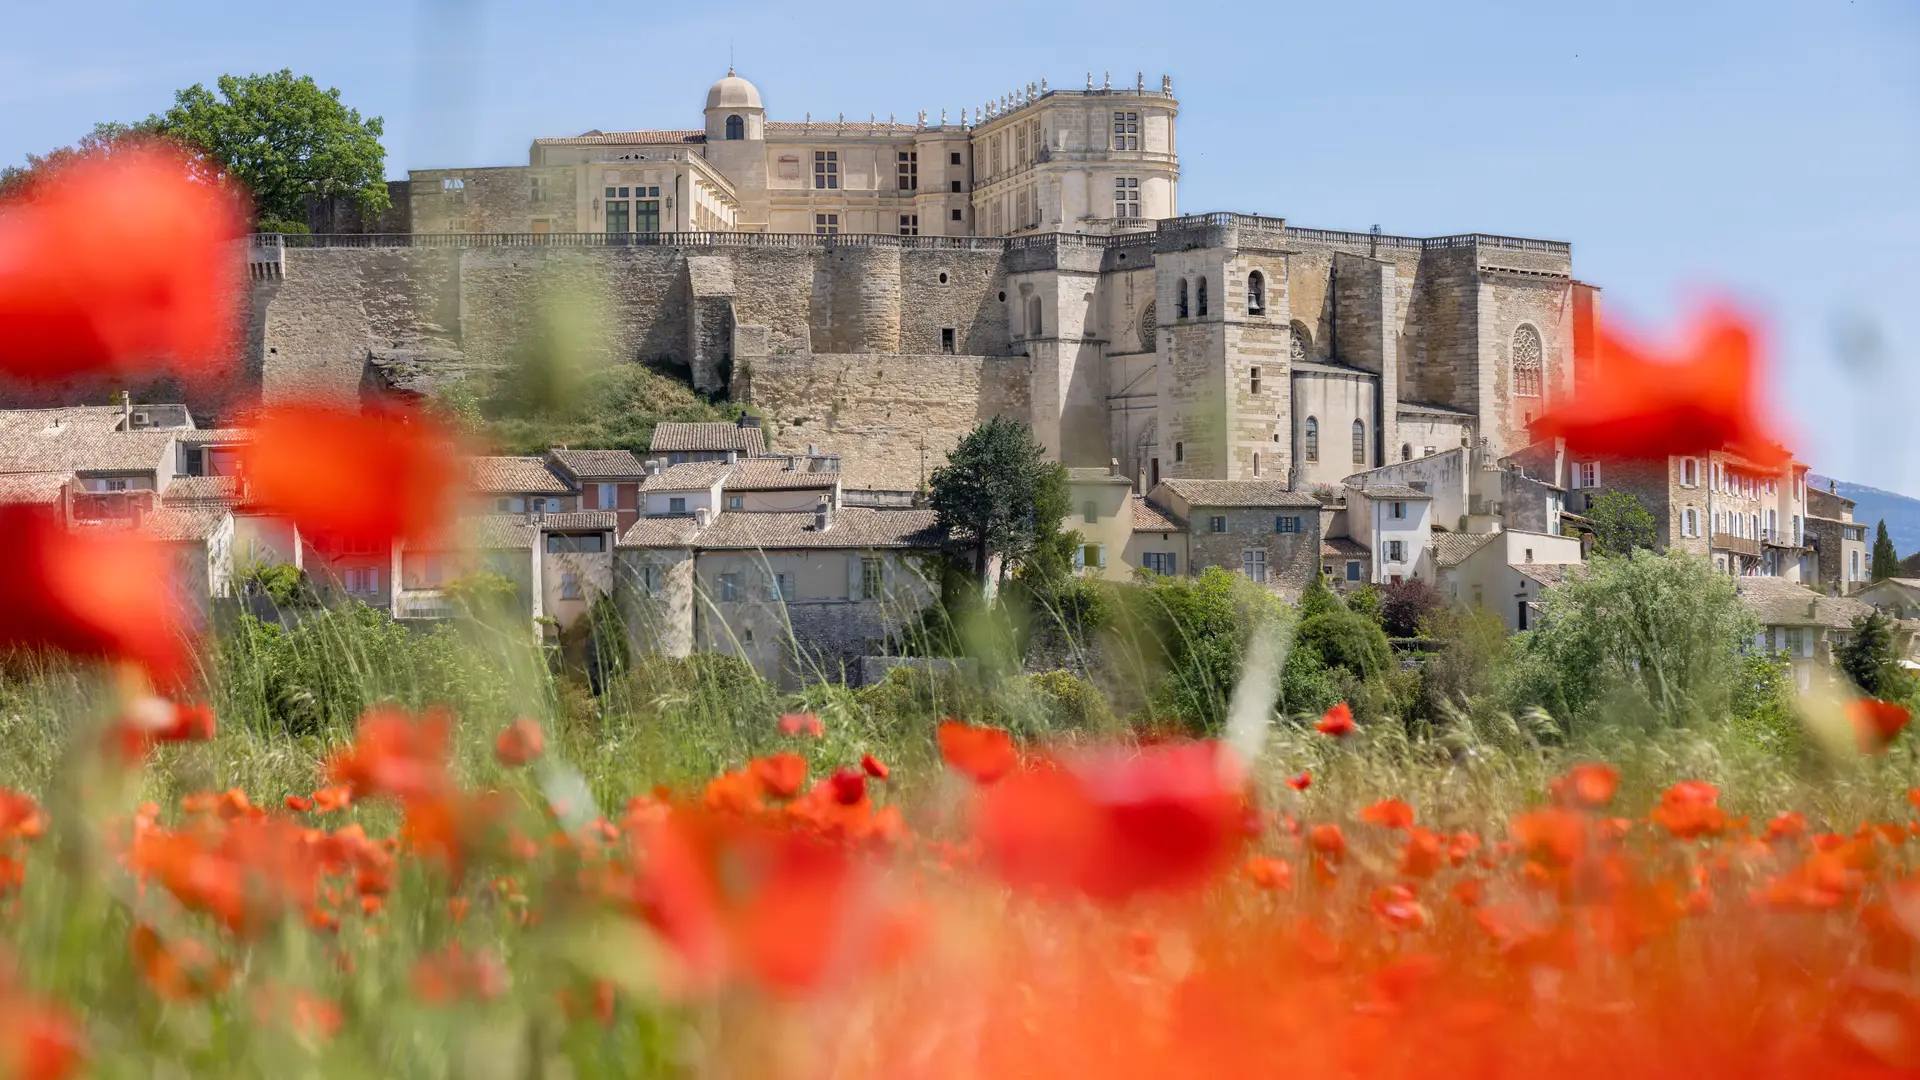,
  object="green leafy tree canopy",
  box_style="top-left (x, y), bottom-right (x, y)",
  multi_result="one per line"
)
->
top-left (928, 417), bottom-right (1069, 587)
top-left (1837, 608), bottom-right (1908, 700)
top-left (1587, 490), bottom-right (1659, 556)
